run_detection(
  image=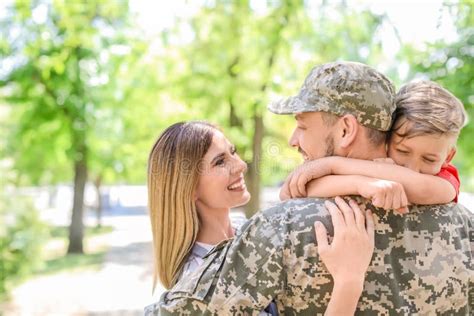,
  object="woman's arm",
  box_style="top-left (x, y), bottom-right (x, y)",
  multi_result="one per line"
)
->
top-left (282, 156), bottom-right (455, 205)
top-left (314, 197), bottom-right (375, 315)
